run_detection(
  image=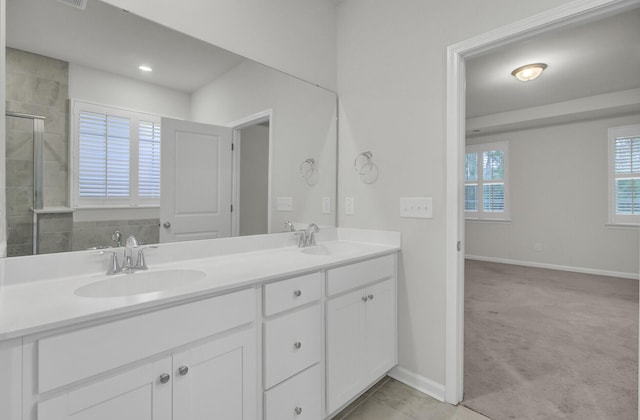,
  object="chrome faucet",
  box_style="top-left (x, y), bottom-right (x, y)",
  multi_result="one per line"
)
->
top-left (304, 223), bottom-right (320, 246)
top-left (293, 223), bottom-right (320, 248)
top-left (121, 236), bottom-right (148, 273)
top-left (284, 220), bottom-right (296, 232)
top-left (111, 230), bottom-right (122, 247)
